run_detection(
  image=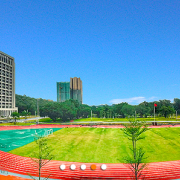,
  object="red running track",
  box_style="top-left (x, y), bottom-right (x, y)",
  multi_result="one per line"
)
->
top-left (0, 124), bottom-right (180, 180)
top-left (1, 124), bottom-right (180, 130)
